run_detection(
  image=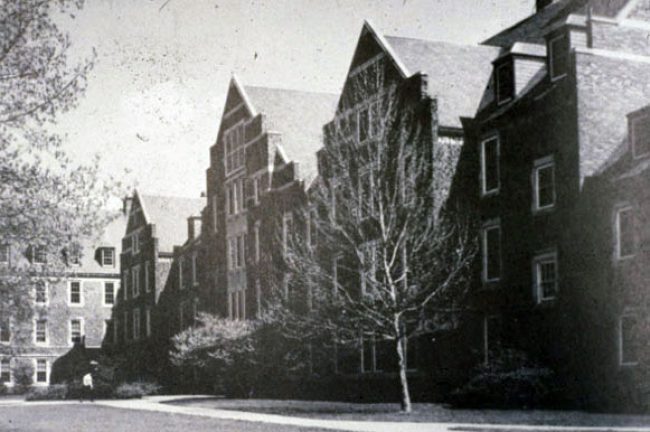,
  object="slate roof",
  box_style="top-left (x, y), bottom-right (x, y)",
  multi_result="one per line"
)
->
top-left (139, 194), bottom-right (204, 253)
top-left (244, 86), bottom-right (338, 183)
top-left (383, 36), bottom-right (499, 128)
